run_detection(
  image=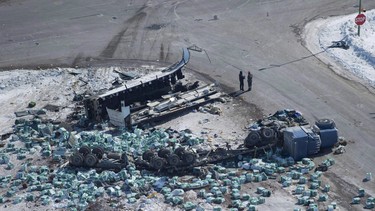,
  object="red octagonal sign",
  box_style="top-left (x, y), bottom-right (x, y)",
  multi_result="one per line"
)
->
top-left (355, 14), bottom-right (366, 25)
